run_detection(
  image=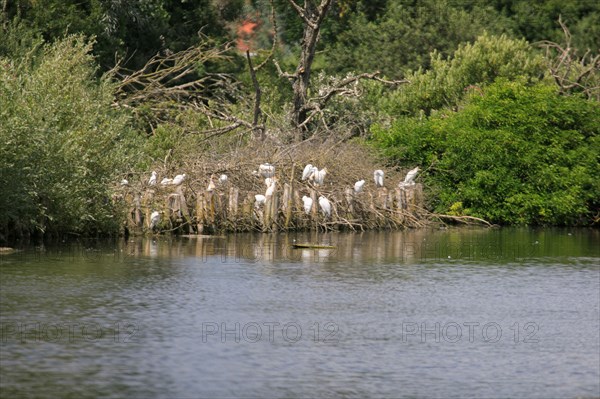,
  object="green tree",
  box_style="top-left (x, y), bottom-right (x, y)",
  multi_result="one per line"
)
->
top-left (0, 35), bottom-right (141, 238)
top-left (323, 0), bottom-right (515, 78)
top-left (373, 33), bottom-right (546, 117)
top-left (372, 79), bottom-right (600, 225)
